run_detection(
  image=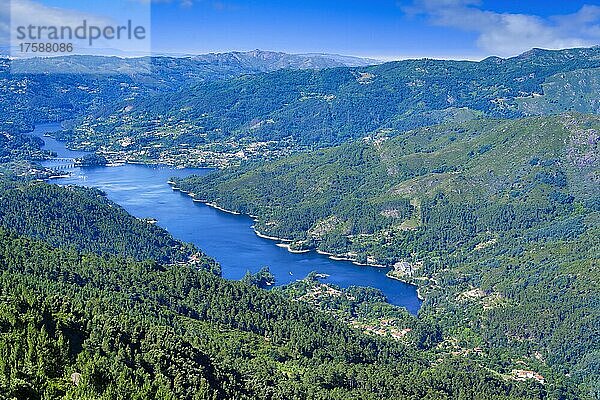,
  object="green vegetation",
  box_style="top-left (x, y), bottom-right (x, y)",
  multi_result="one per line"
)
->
top-left (176, 113), bottom-right (600, 397)
top-left (0, 227), bottom-right (556, 399)
top-left (0, 52), bottom-right (374, 134)
top-left (241, 266), bottom-right (276, 288)
top-left (0, 180), bottom-right (213, 268)
top-left (276, 274), bottom-right (427, 345)
top-left (0, 132), bottom-right (53, 163)
top-left (0, 177), bottom-right (562, 398)
top-left (74, 154), bottom-right (107, 167)
top-left (0, 131), bottom-right (54, 179)
top-left (1, 48), bottom-right (598, 399)
top-left (4, 48), bottom-right (600, 169)
top-left (518, 67), bottom-right (600, 115)
top-left (175, 113), bottom-right (598, 251)
top-left (62, 47), bottom-right (600, 166)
